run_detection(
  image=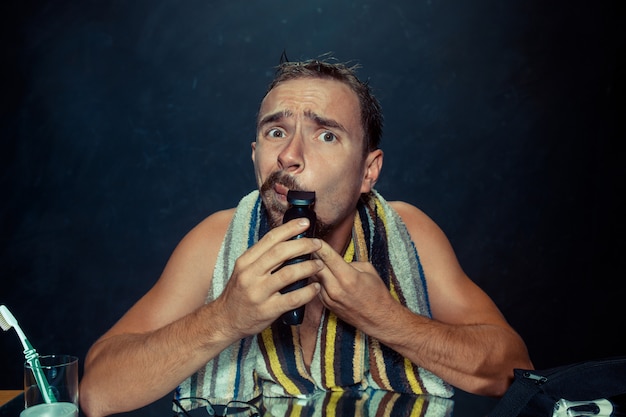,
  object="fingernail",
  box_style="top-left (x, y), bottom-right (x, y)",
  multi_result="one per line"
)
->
top-left (298, 218), bottom-right (310, 226)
